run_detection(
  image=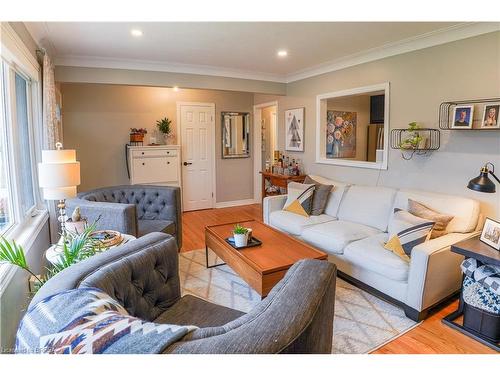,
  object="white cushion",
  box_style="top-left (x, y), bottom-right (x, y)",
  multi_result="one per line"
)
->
top-left (308, 175), bottom-right (350, 217)
top-left (337, 185), bottom-right (397, 231)
top-left (301, 220), bottom-right (381, 255)
top-left (392, 189), bottom-right (480, 233)
top-left (268, 210), bottom-right (336, 236)
top-left (343, 233), bottom-right (410, 282)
